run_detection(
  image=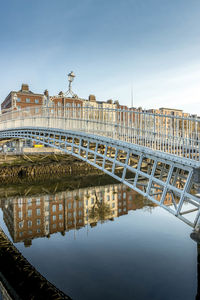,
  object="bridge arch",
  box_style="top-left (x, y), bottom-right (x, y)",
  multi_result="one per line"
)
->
top-left (0, 126), bottom-right (199, 229)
